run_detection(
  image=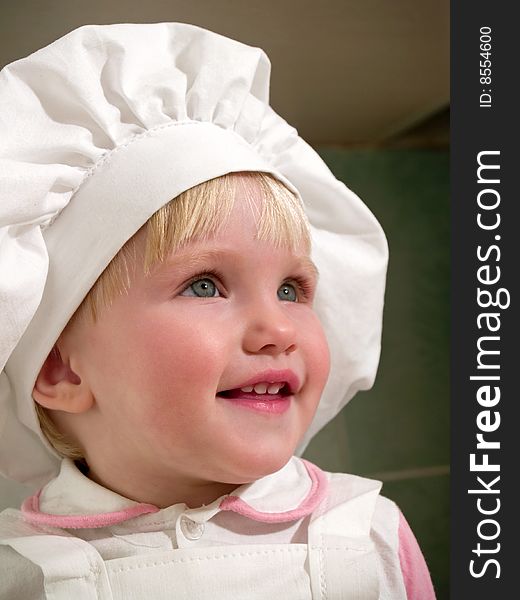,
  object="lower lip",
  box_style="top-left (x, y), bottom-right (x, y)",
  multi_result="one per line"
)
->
top-left (218, 393), bottom-right (292, 415)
